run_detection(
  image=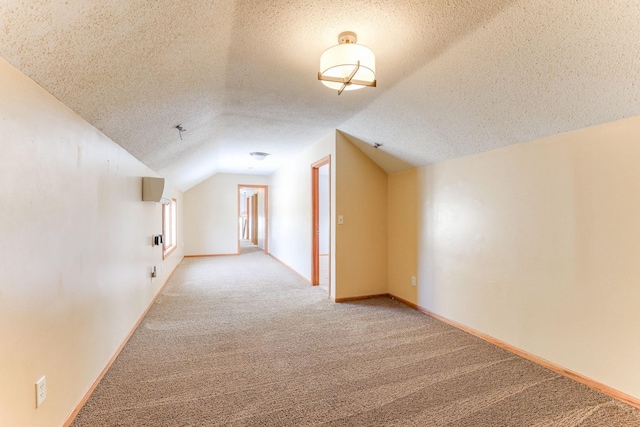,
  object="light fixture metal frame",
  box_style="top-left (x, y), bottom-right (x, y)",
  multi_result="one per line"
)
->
top-left (317, 61), bottom-right (377, 94)
top-left (318, 31), bottom-right (377, 95)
